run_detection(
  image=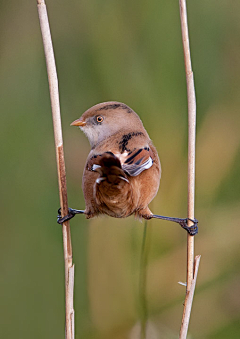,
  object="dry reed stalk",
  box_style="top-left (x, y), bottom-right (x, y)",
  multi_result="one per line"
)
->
top-left (37, 1), bottom-right (75, 338)
top-left (139, 221), bottom-right (150, 339)
top-left (178, 0), bottom-right (201, 338)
